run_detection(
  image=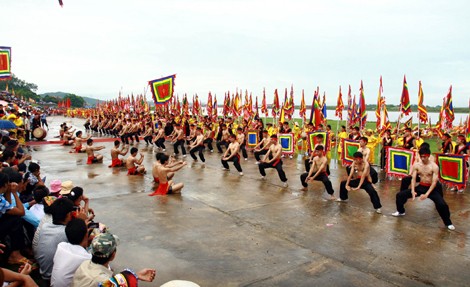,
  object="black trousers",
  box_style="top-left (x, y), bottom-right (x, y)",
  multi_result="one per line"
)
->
top-left (254, 149), bottom-right (268, 161)
top-left (339, 178), bottom-right (382, 209)
top-left (190, 146), bottom-right (205, 162)
top-left (300, 172), bottom-right (335, 194)
top-left (216, 140), bottom-right (229, 153)
top-left (396, 182), bottom-right (452, 226)
top-left (155, 138), bottom-right (166, 149)
top-left (203, 138), bottom-right (213, 151)
top-left (258, 159), bottom-right (287, 182)
top-left (240, 143), bottom-right (248, 159)
top-left (174, 139), bottom-right (186, 155)
top-left (221, 155), bottom-right (242, 172)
